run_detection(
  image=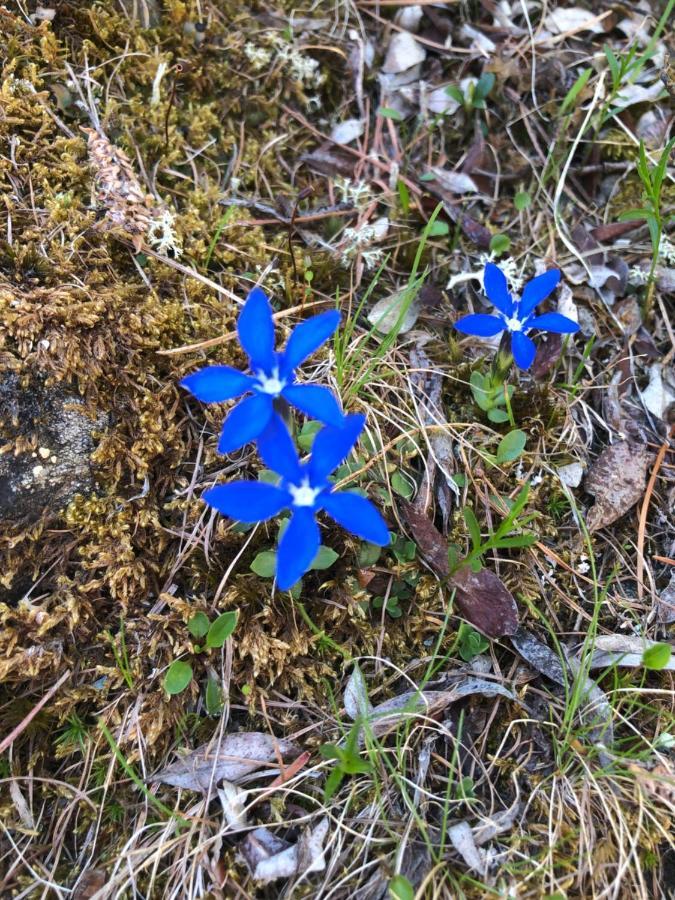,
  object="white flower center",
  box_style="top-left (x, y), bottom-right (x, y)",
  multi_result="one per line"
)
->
top-left (505, 316), bottom-right (523, 332)
top-left (256, 367), bottom-right (285, 395)
top-left (288, 479), bottom-right (320, 508)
